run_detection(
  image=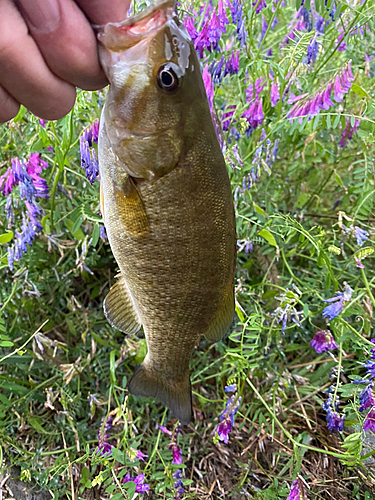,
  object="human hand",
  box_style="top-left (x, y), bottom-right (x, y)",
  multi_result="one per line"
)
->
top-left (0, 0), bottom-right (131, 123)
